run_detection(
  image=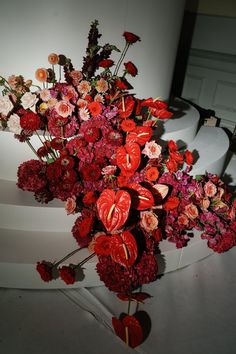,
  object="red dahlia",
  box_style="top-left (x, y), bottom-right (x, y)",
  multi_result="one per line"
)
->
top-left (20, 112), bottom-right (41, 131)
